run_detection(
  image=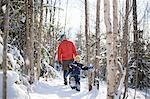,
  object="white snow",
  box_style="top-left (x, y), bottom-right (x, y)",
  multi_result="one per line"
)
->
top-left (2, 5), bottom-right (6, 13)
top-left (0, 35), bottom-right (3, 44)
top-left (0, 34), bottom-right (3, 64)
top-left (7, 53), bottom-right (16, 69)
top-left (0, 71), bottom-right (149, 99)
top-left (0, 71), bottom-right (29, 99)
top-left (30, 77), bottom-right (106, 99)
top-left (0, 43), bottom-right (3, 64)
